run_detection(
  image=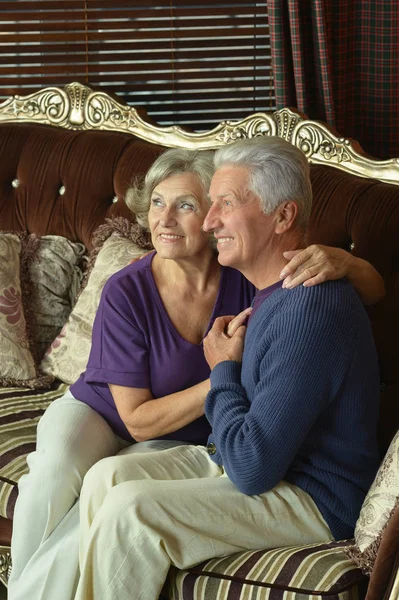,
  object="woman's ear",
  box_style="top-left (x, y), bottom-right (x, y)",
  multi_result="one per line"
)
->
top-left (274, 201), bottom-right (298, 234)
